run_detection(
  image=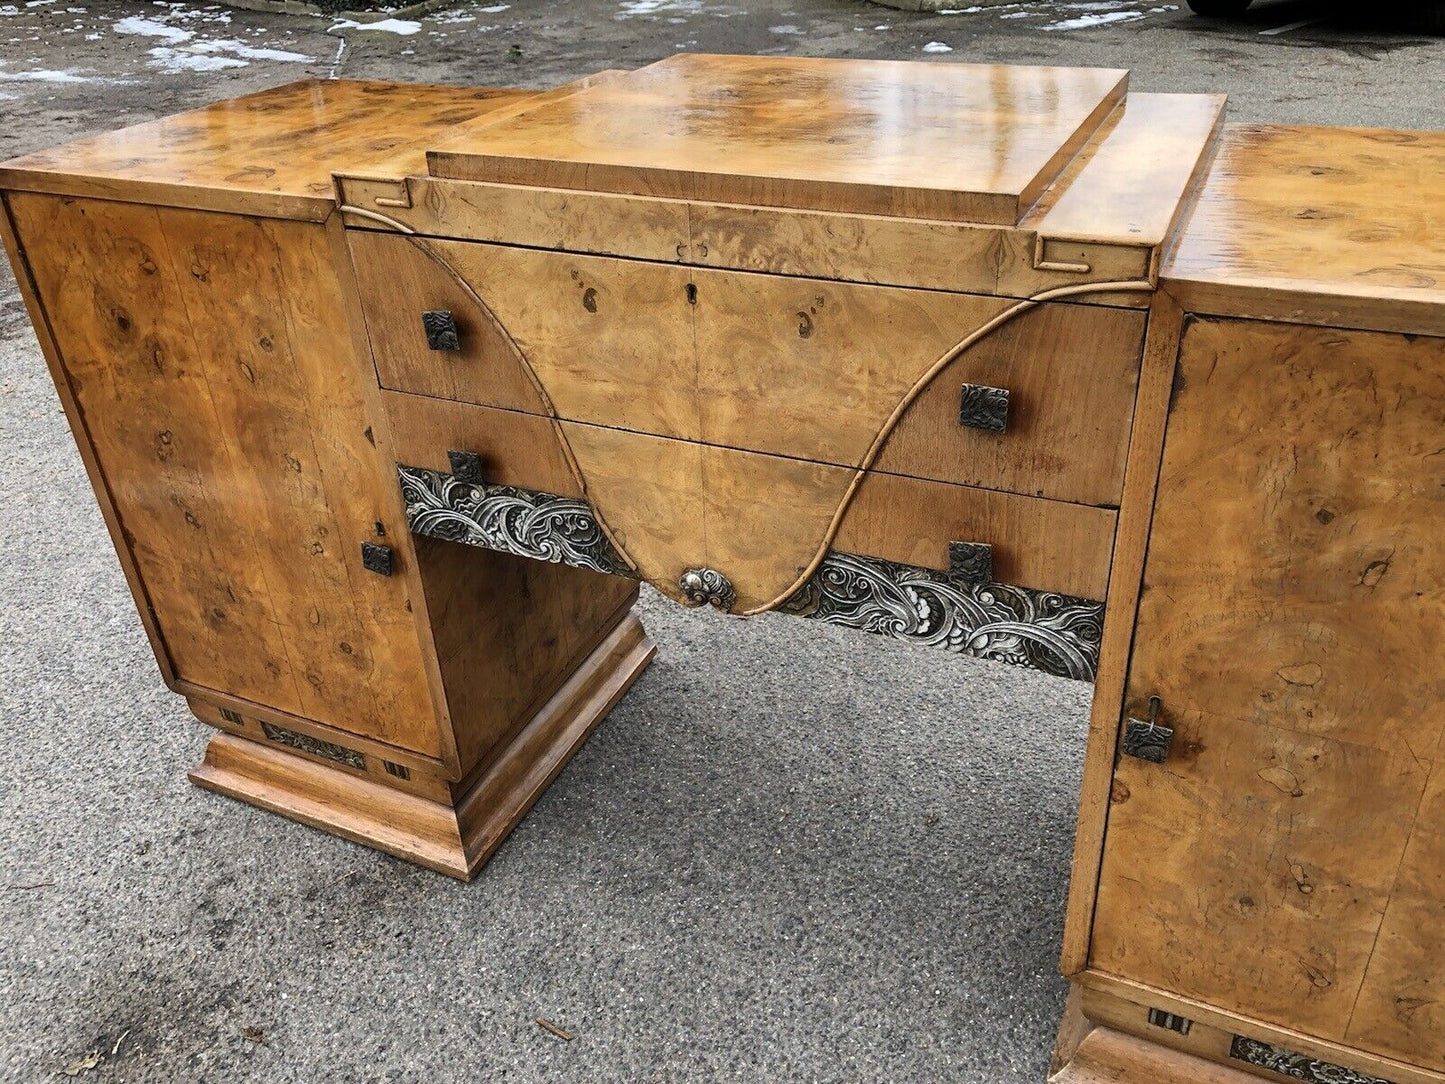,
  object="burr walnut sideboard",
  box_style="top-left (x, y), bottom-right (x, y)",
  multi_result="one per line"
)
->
top-left (2, 57), bottom-right (1442, 1084)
